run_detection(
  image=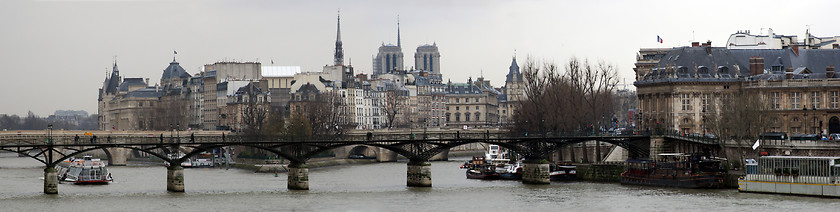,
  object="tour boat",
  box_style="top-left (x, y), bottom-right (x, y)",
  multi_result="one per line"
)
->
top-left (621, 153), bottom-right (725, 188)
top-left (738, 156), bottom-right (840, 197)
top-left (549, 163), bottom-right (577, 181)
top-left (57, 156), bottom-right (113, 184)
